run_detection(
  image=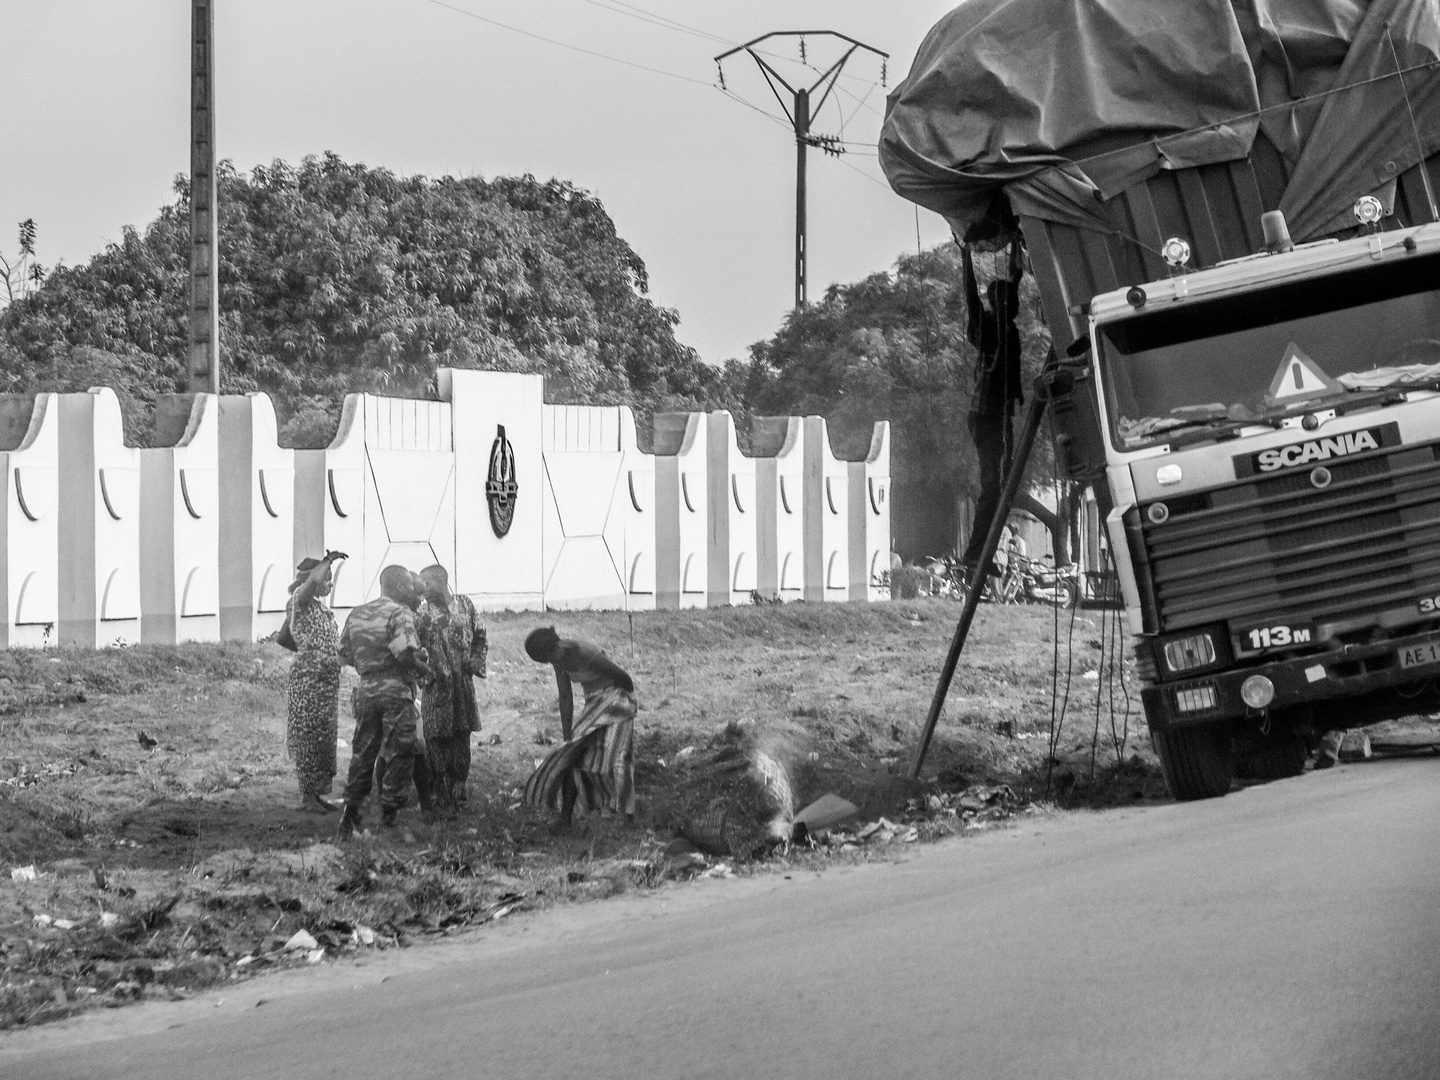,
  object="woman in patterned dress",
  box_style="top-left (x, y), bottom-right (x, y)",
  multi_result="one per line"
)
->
top-left (522, 627), bottom-right (636, 827)
top-left (285, 553), bottom-right (345, 812)
top-left (415, 565), bottom-right (487, 810)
